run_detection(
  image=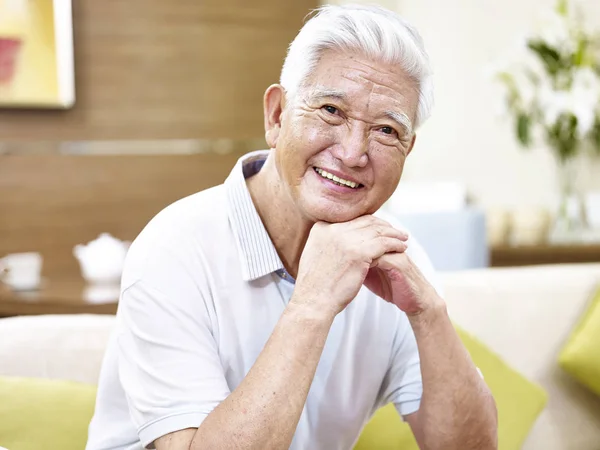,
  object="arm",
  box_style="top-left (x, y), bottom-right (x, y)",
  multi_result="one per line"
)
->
top-left (156, 300), bottom-right (334, 450)
top-left (405, 301), bottom-right (498, 450)
top-left (366, 254), bottom-right (498, 450)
